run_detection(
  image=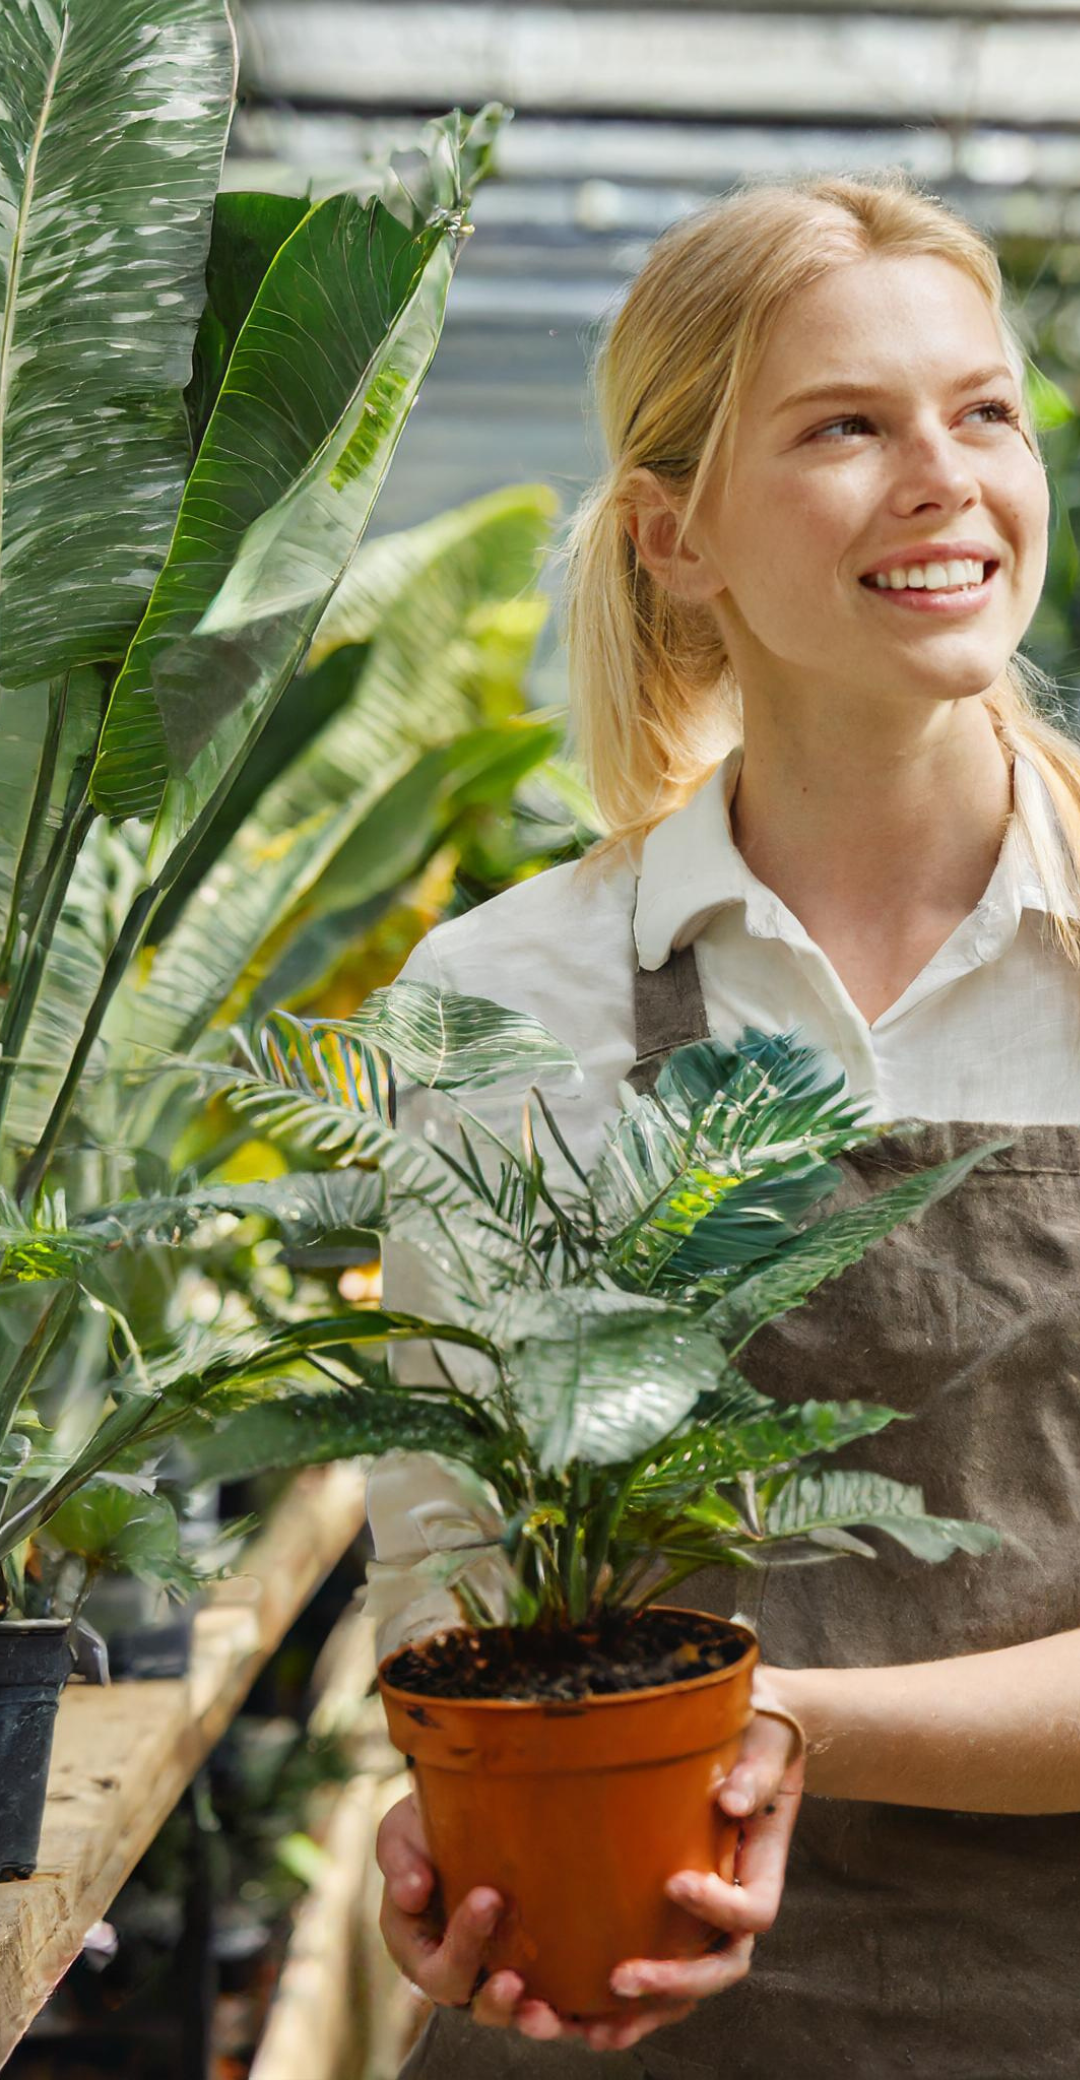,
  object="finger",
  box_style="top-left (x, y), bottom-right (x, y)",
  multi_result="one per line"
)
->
top-left (716, 1711), bottom-right (800, 1818)
top-left (665, 1783), bottom-right (802, 1939)
top-left (471, 1970), bottom-right (530, 2029)
top-left (731, 1764), bottom-right (804, 1899)
top-left (381, 1884), bottom-right (503, 2004)
top-left (607, 1934), bottom-right (755, 2008)
top-left (376, 1795), bottom-right (435, 1912)
top-left (510, 2000), bottom-right (590, 2042)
